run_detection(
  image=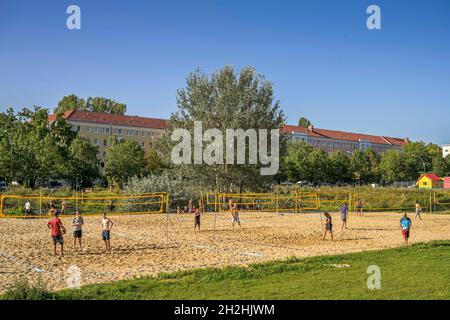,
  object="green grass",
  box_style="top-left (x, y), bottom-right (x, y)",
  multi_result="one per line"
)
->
top-left (51, 241), bottom-right (450, 300)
